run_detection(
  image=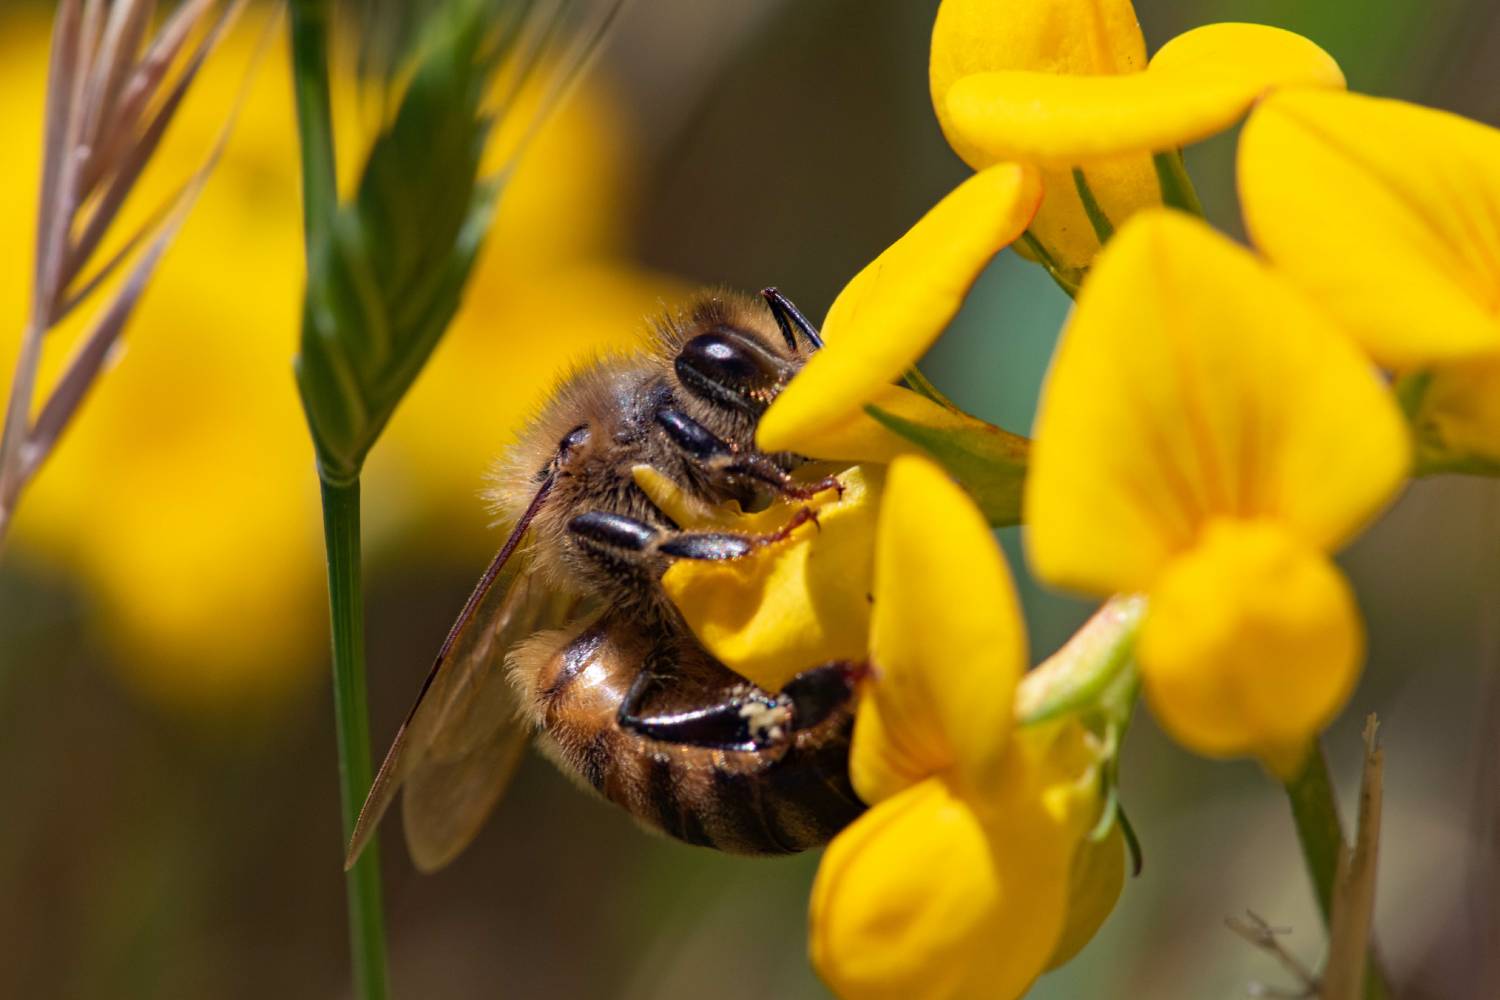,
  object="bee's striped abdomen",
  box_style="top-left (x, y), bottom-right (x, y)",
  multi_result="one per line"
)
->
top-left (522, 616), bottom-right (865, 854)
